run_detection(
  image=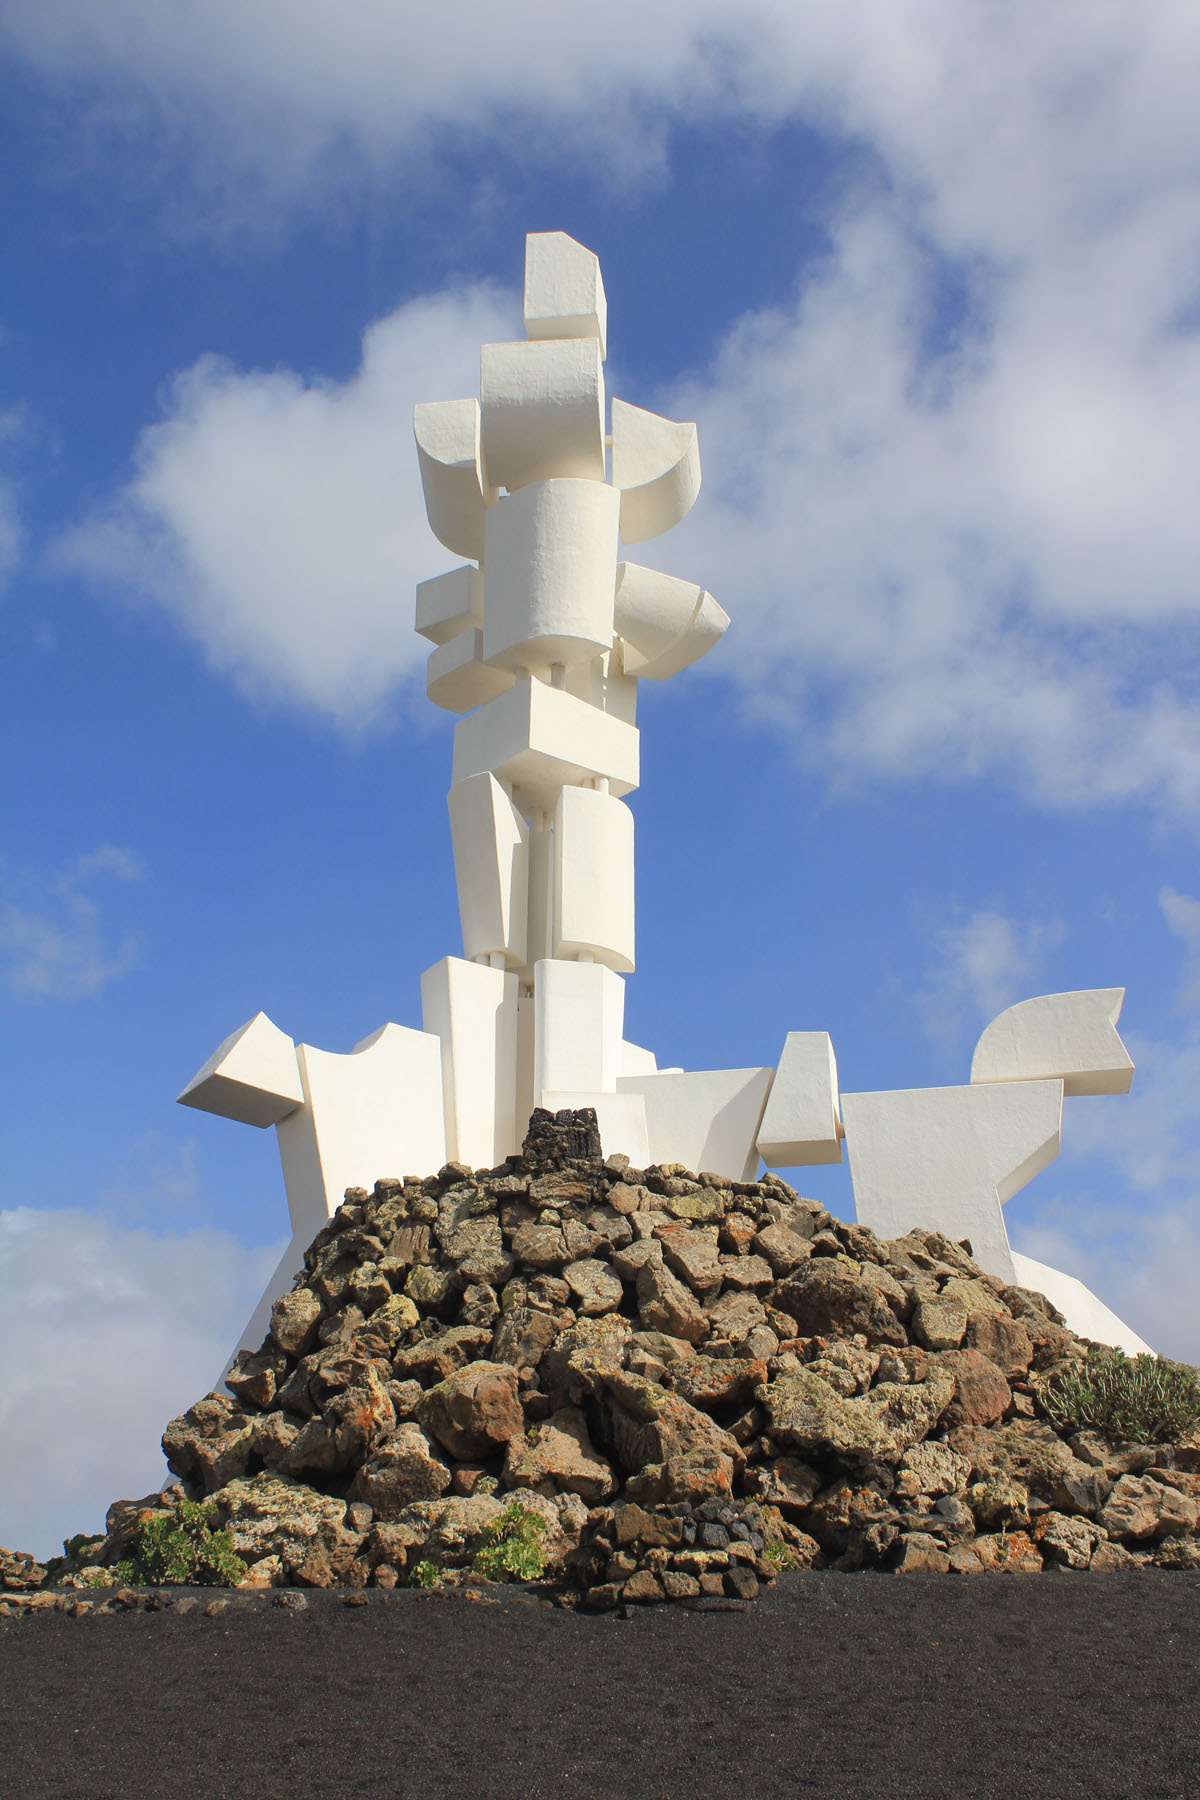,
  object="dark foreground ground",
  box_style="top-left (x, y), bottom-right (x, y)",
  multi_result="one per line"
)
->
top-left (2, 1572), bottom-right (1197, 1800)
